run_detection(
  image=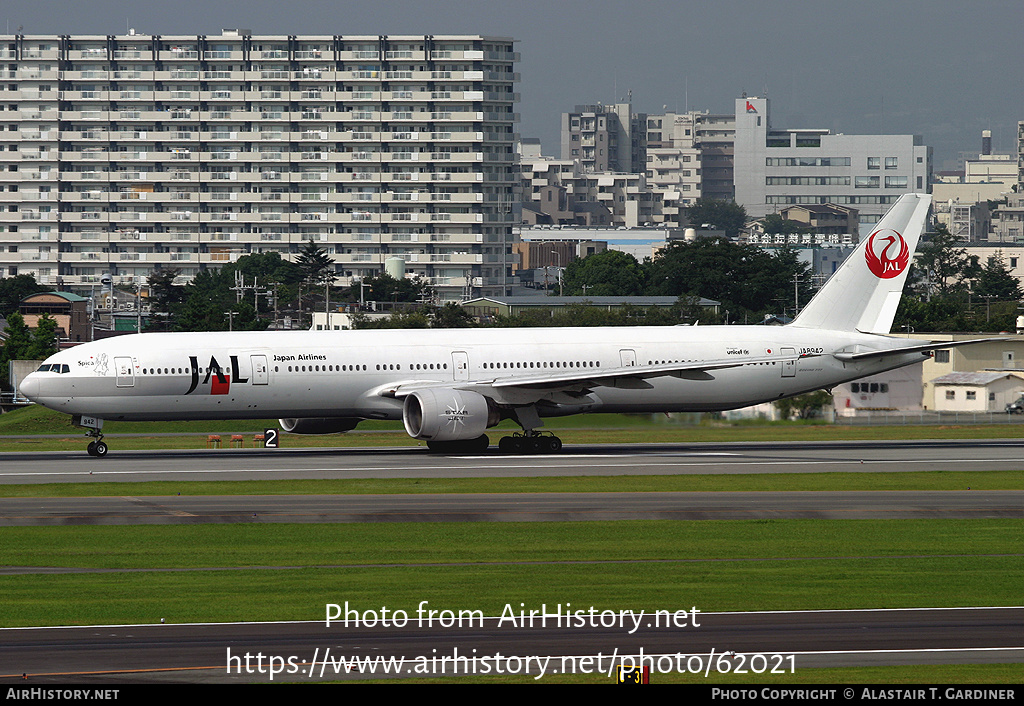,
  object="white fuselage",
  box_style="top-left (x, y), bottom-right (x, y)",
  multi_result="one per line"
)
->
top-left (21, 324), bottom-right (923, 423)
